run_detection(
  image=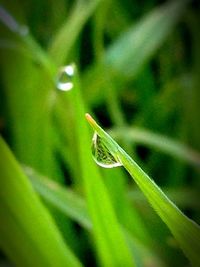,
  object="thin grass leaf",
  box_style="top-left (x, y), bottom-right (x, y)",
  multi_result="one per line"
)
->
top-left (0, 136), bottom-right (82, 267)
top-left (110, 127), bottom-right (200, 168)
top-left (26, 165), bottom-right (166, 267)
top-left (25, 166), bottom-right (92, 230)
top-left (56, 65), bottom-right (135, 266)
top-left (86, 113), bottom-right (200, 267)
top-left (48, 0), bottom-right (101, 66)
top-left (26, 165), bottom-right (149, 242)
top-left (84, 0), bottom-right (189, 104)
top-left (128, 187), bottom-right (200, 211)
top-left (0, 3), bottom-right (85, 254)
top-left (105, 0), bottom-right (189, 77)
top-left (0, 5), bottom-right (56, 77)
